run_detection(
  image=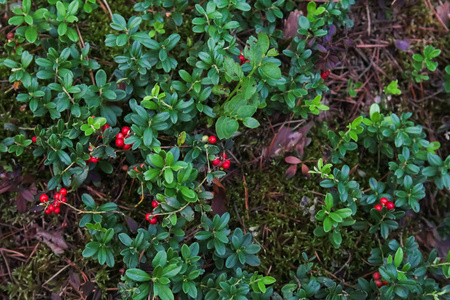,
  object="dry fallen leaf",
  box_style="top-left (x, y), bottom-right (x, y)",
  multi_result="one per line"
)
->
top-left (35, 227), bottom-right (68, 255)
top-left (211, 178), bottom-right (228, 216)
